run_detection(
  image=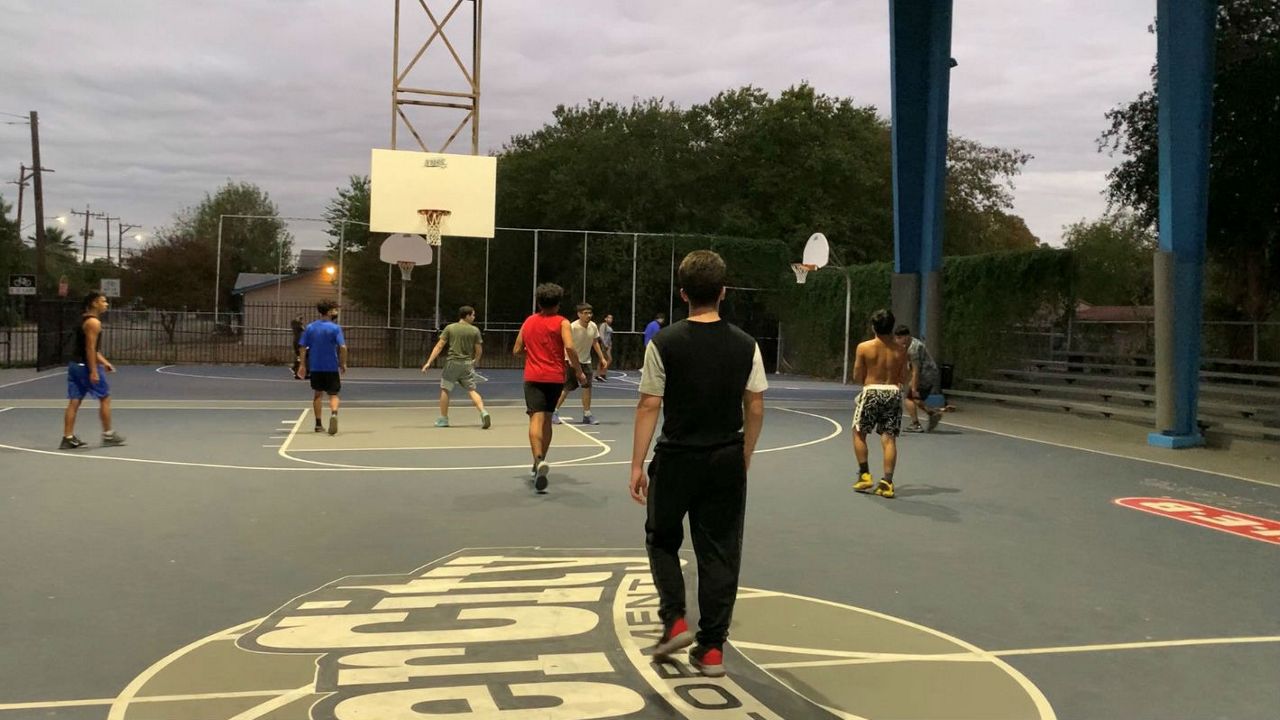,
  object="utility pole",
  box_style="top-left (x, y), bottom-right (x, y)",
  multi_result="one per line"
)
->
top-left (8, 164), bottom-right (56, 246)
top-left (70, 205), bottom-right (104, 263)
top-left (9, 164), bottom-right (27, 235)
top-left (103, 215), bottom-right (119, 263)
top-left (117, 222), bottom-right (139, 264)
top-left (29, 111), bottom-right (48, 294)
